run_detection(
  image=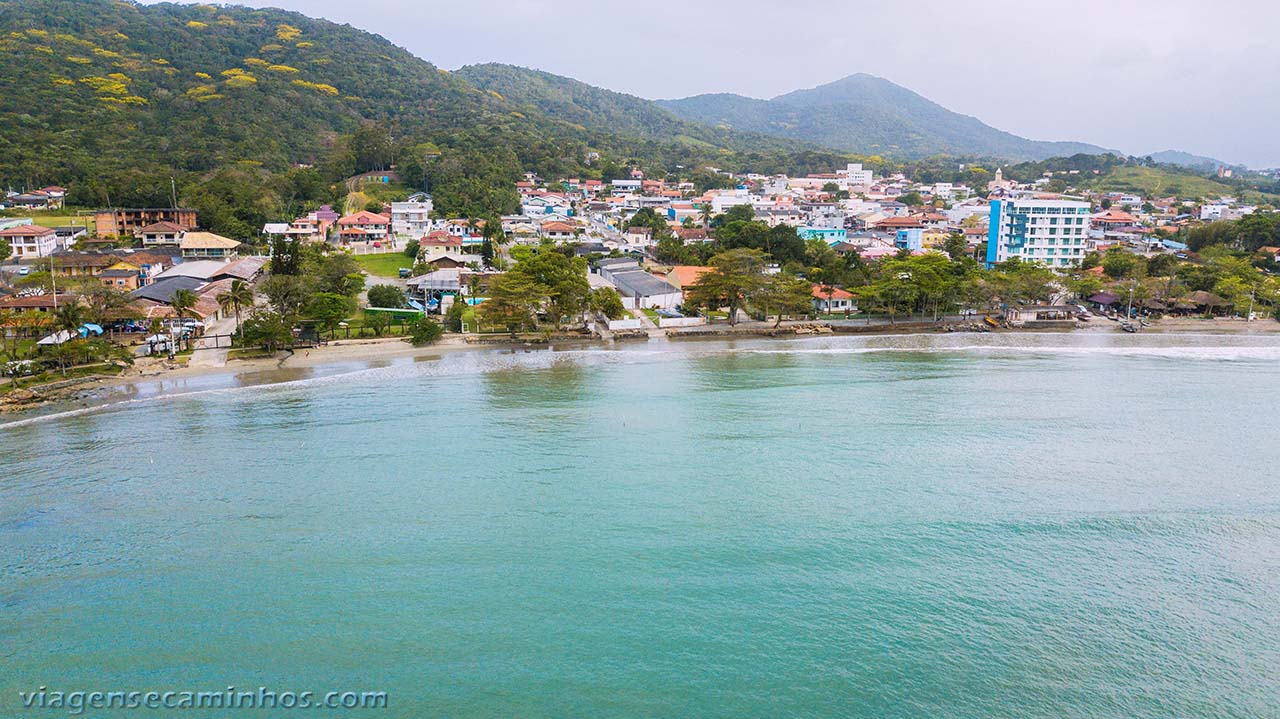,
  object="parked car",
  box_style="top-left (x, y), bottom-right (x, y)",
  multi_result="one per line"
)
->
top-left (17, 266), bottom-right (30, 276)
